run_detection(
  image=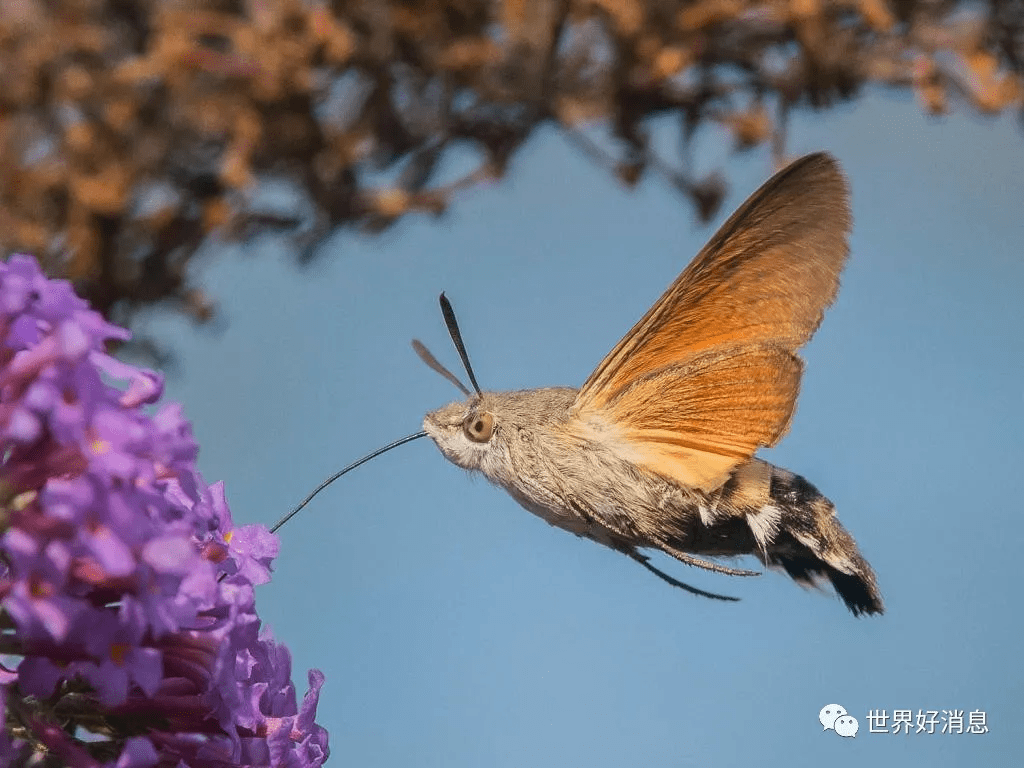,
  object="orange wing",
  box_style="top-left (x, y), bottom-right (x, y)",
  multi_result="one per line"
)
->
top-left (571, 153), bottom-right (851, 490)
